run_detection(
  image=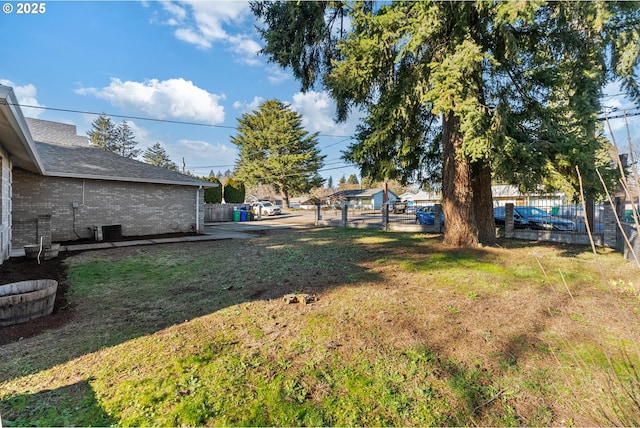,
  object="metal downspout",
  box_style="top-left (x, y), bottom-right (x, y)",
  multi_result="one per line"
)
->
top-left (196, 186), bottom-right (202, 232)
